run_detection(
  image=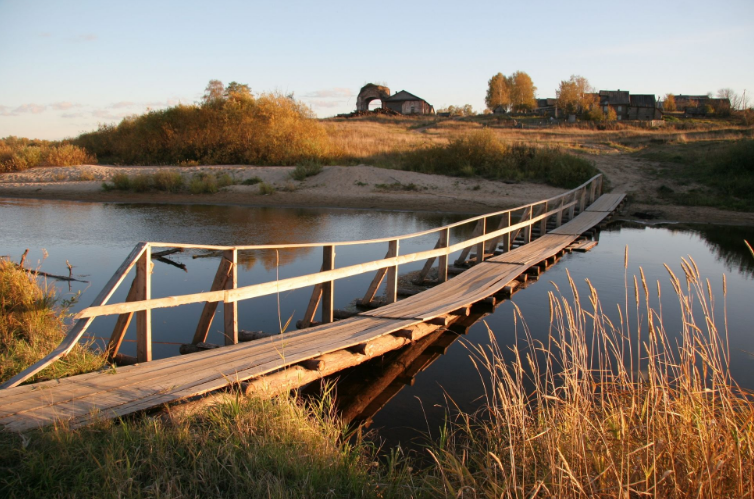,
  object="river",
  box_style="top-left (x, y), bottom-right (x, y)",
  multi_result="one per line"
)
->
top-left (2, 197), bottom-right (754, 446)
